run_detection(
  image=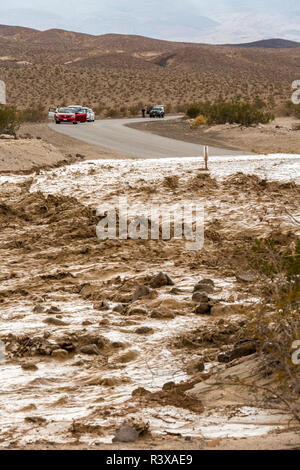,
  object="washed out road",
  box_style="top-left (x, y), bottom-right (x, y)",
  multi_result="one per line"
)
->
top-left (49, 116), bottom-right (243, 158)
